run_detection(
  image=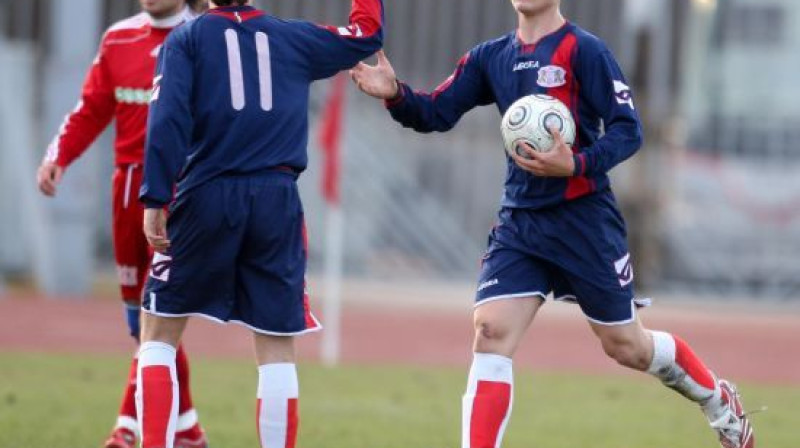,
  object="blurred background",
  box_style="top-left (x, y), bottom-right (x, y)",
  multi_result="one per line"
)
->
top-left (2, 0), bottom-right (800, 301)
